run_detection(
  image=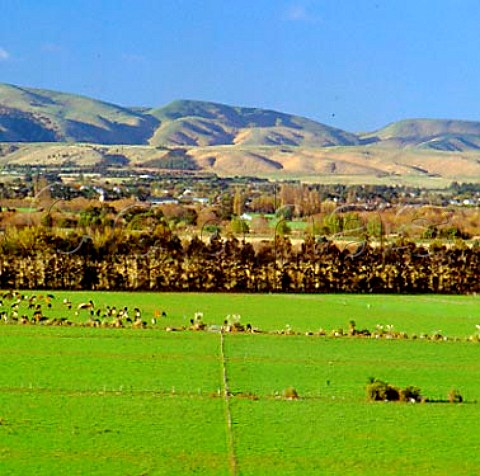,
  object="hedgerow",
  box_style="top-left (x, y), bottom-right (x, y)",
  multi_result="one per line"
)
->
top-left (0, 228), bottom-right (478, 293)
